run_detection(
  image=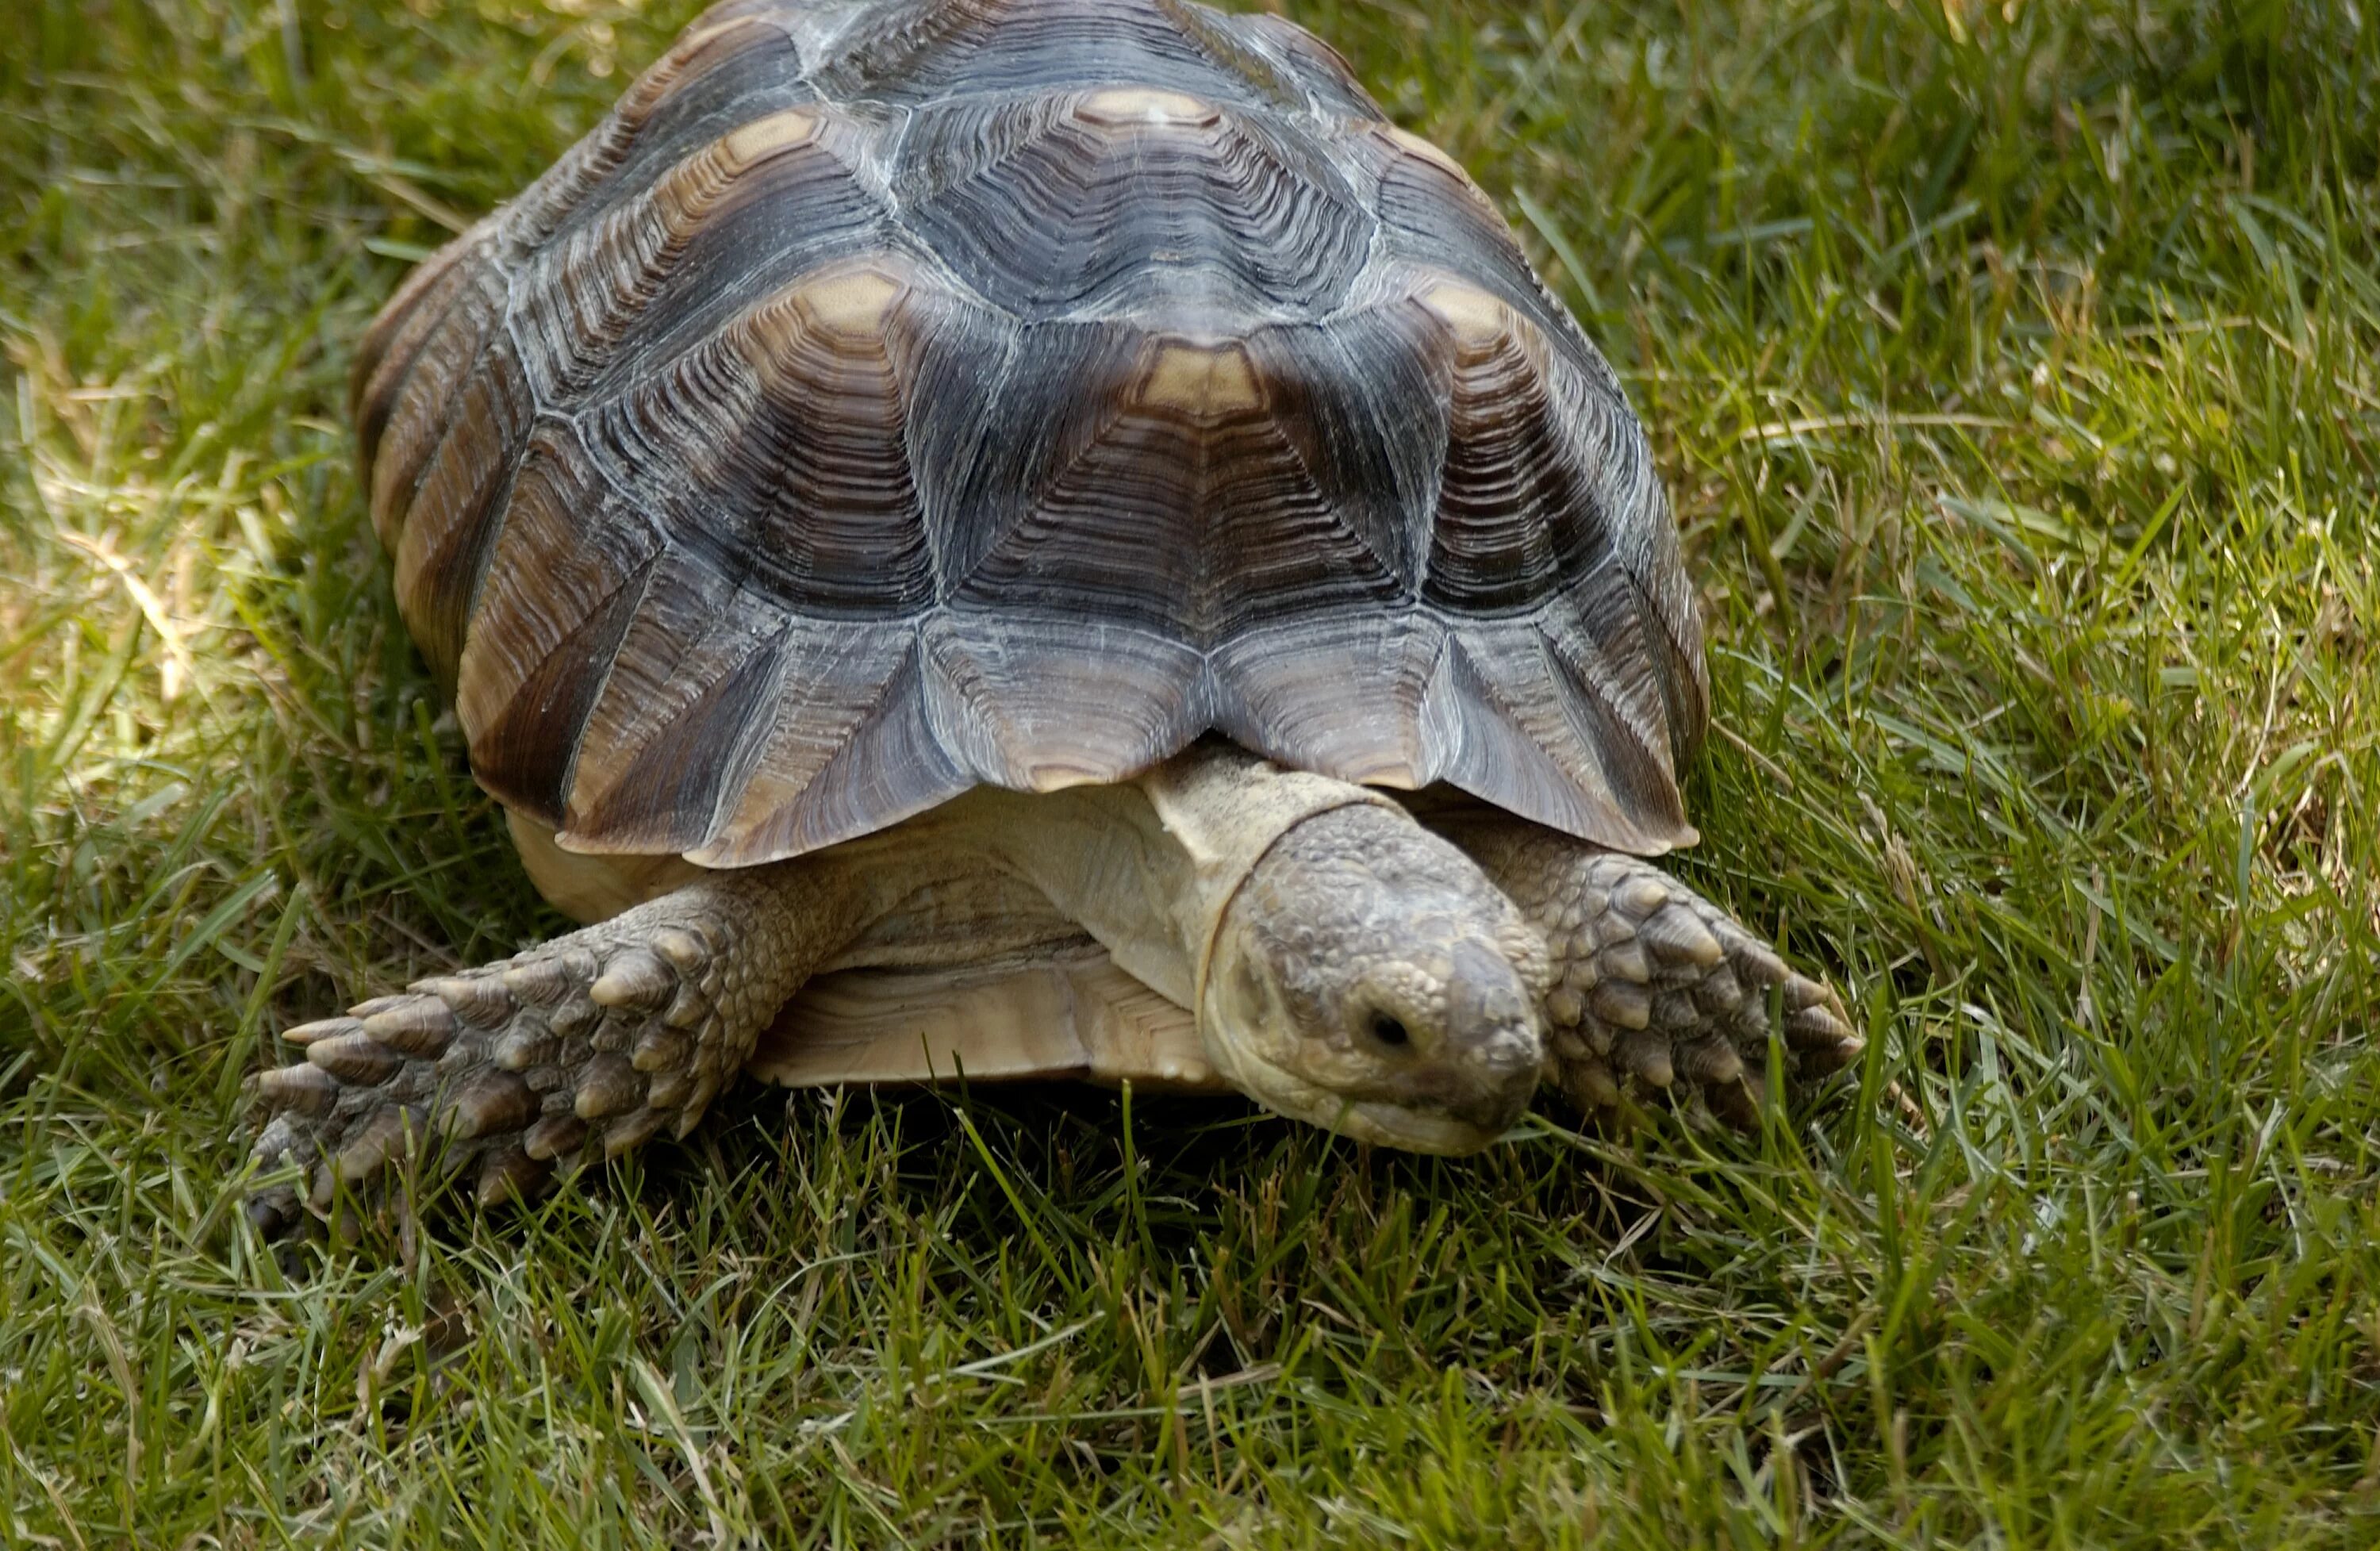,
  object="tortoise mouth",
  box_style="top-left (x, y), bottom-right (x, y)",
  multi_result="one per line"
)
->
top-left (1334, 1099), bottom-right (1512, 1156)
top-left (1220, 1045), bottom-right (1526, 1155)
